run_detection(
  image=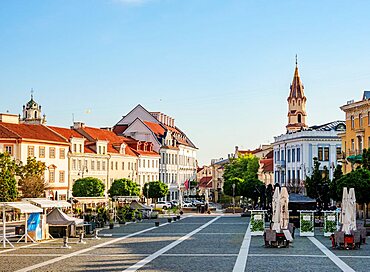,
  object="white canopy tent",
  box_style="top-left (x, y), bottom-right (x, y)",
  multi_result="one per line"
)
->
top-left (1, 202), bottom-right (43, 248)
top-left (23, 198), bottom-right (71, 209)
